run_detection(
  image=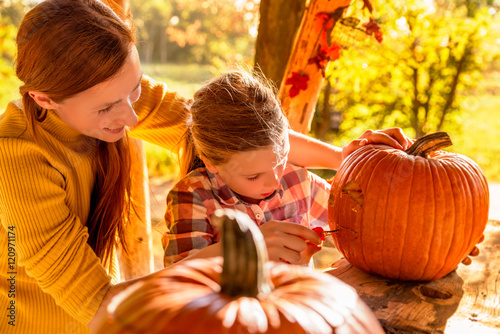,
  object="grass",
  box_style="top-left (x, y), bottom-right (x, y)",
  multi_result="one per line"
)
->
top-left (142, 63), bottom-right (212, 98)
